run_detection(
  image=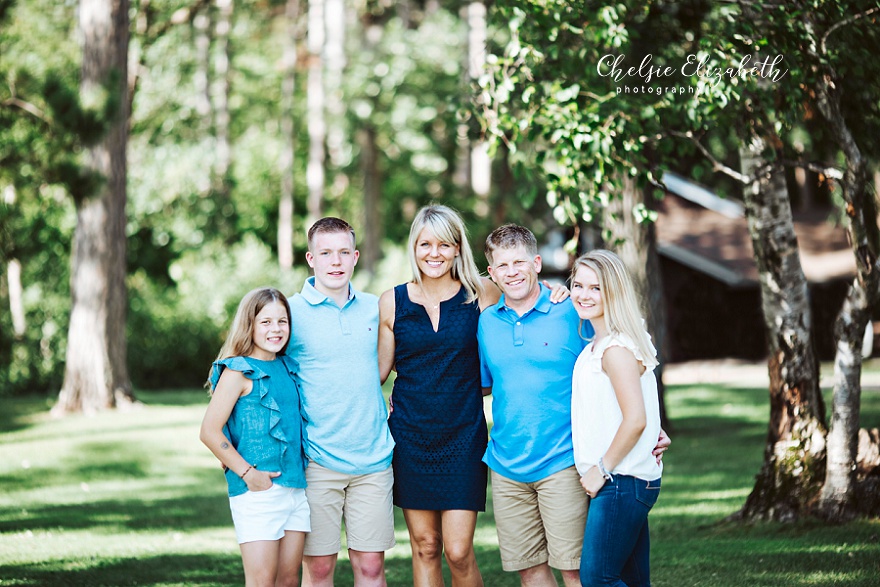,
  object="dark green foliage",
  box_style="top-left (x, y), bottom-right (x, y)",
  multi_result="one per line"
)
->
top-left (126, 277), bottom-right (222, 389)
